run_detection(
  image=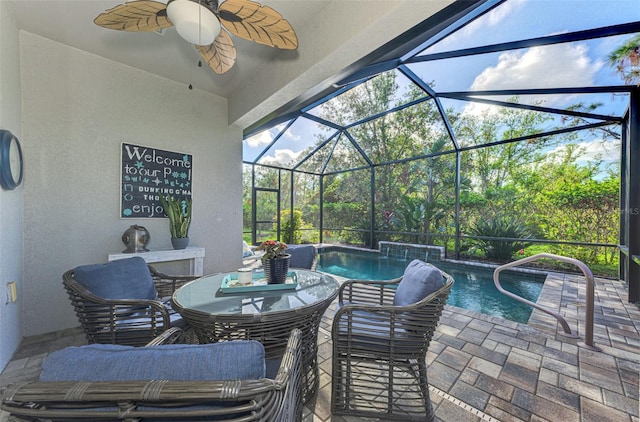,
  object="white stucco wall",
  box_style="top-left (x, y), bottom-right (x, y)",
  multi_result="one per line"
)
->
top-left (0, 0), bottom-right (24, 370)
top-left (19, 32), bottom-right (243, 337)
